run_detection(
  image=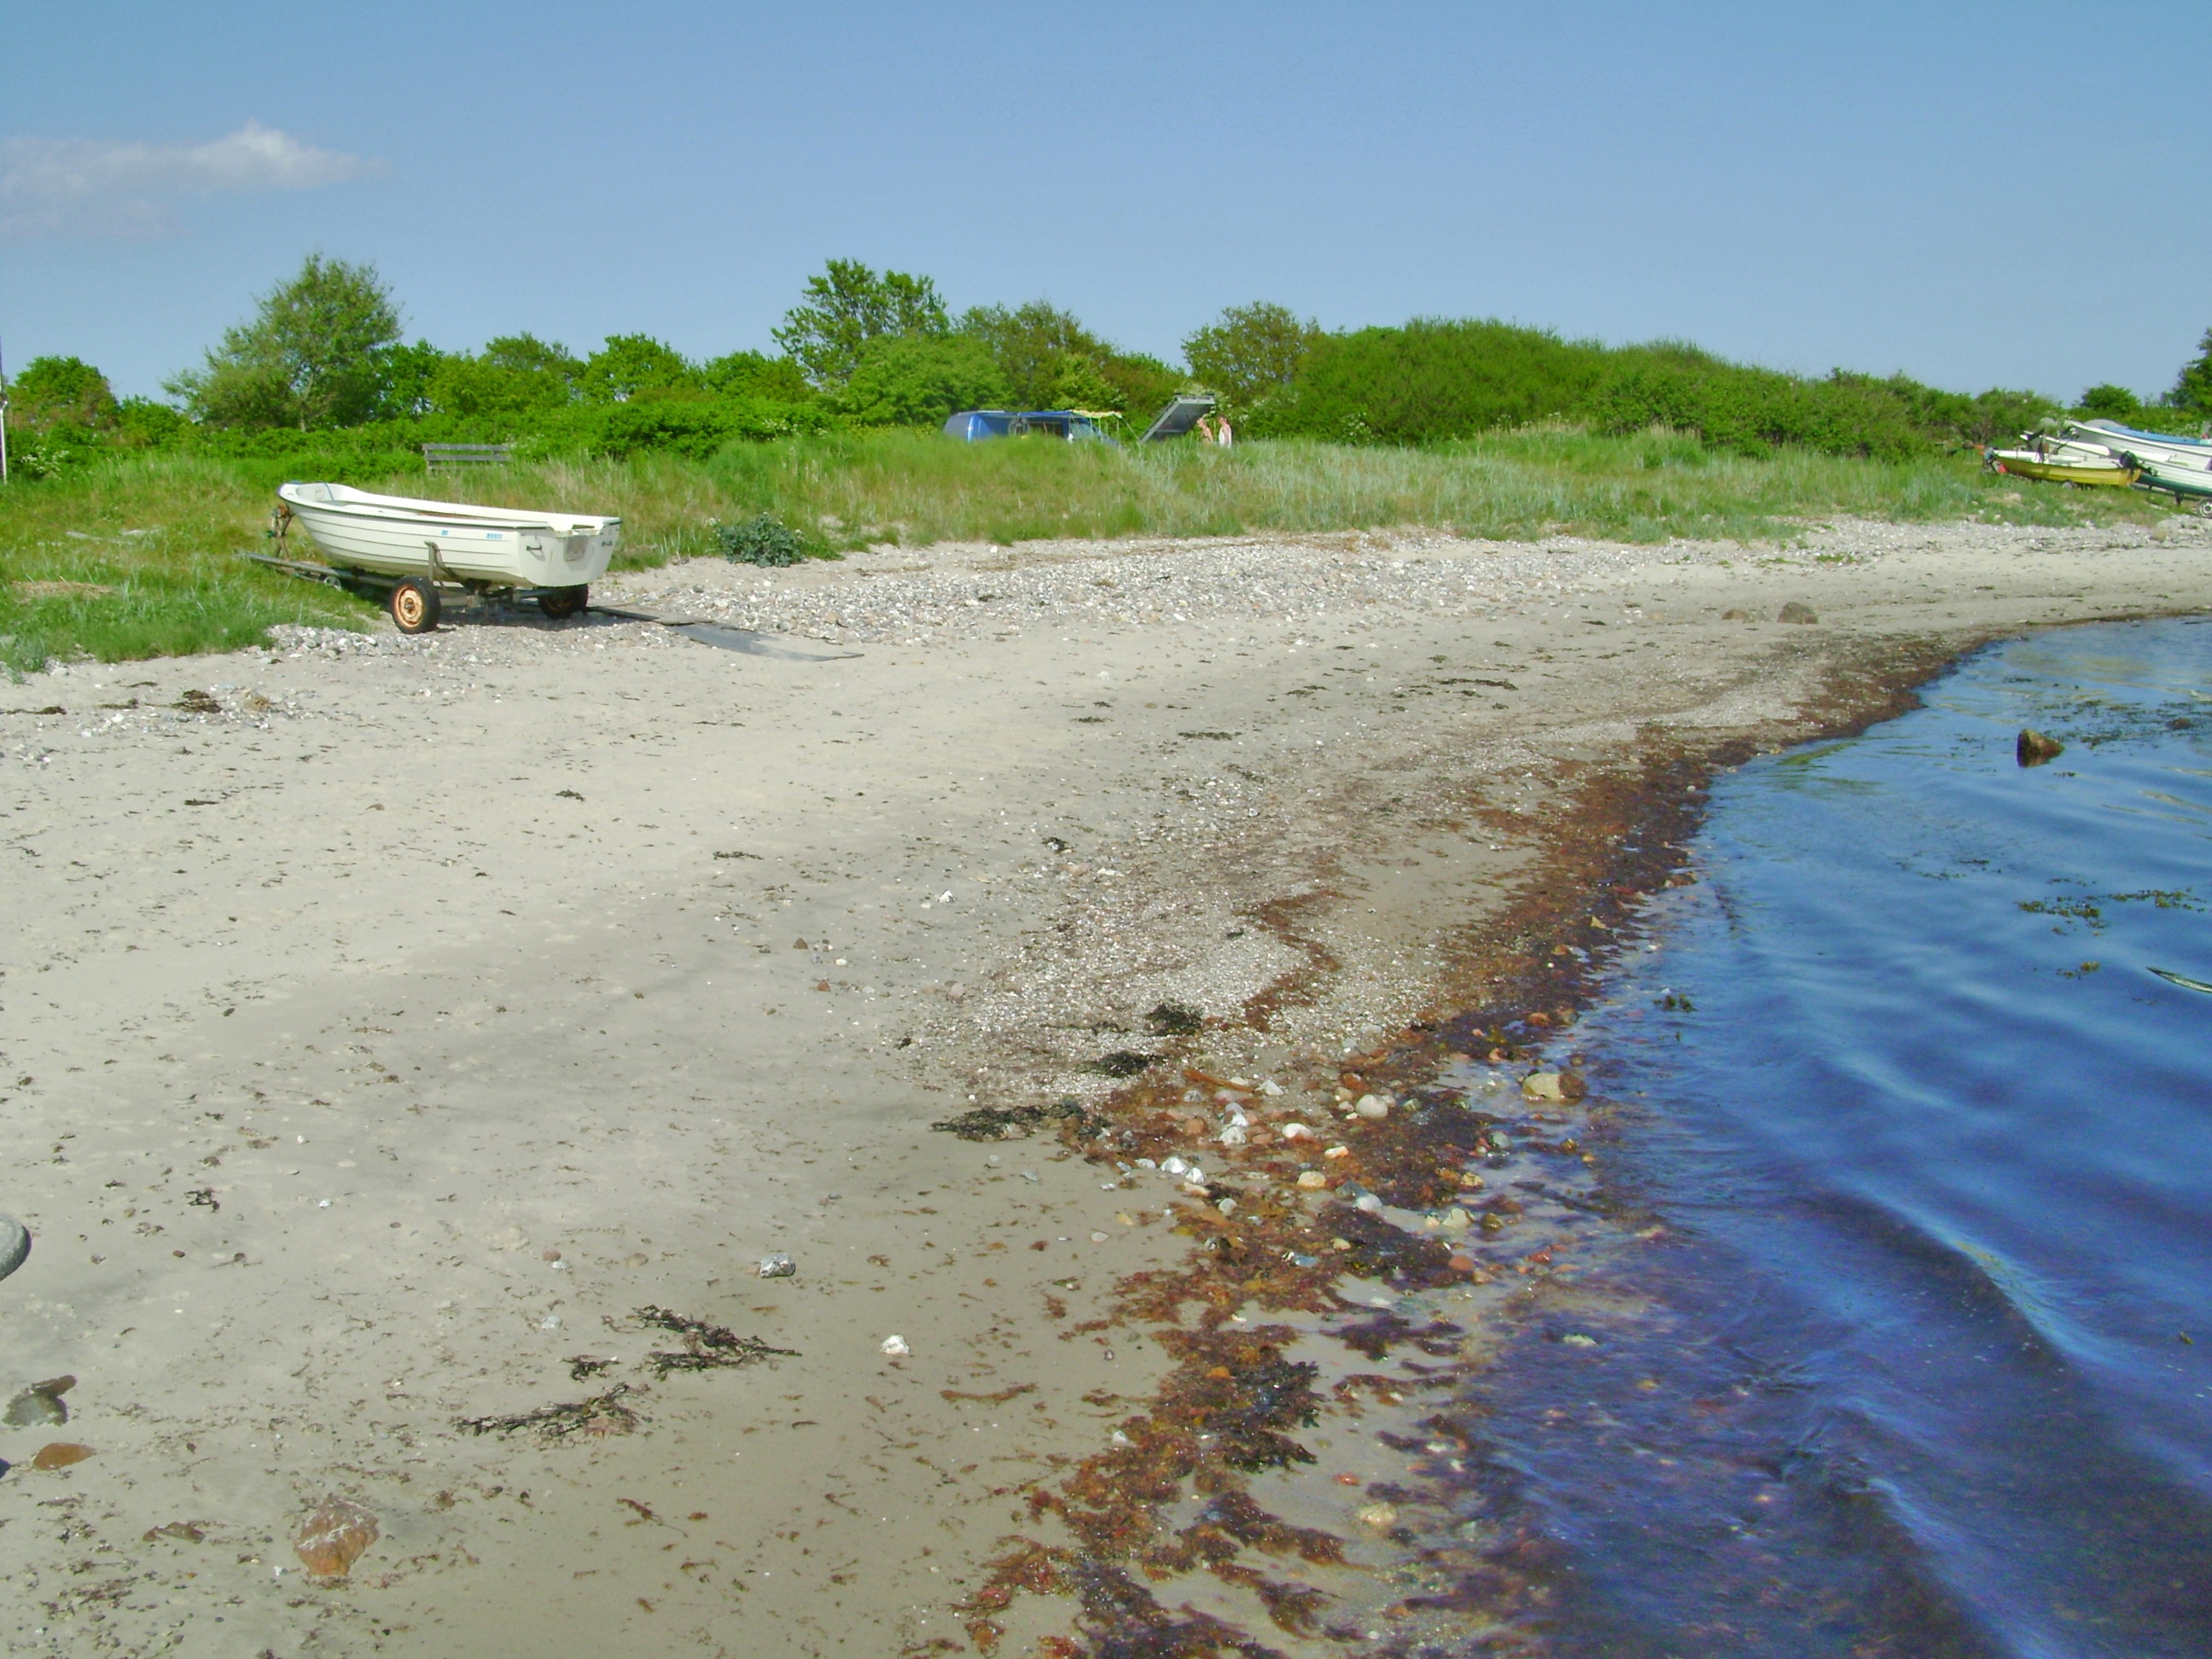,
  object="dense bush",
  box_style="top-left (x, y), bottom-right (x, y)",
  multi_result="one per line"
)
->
top-left (834, 335), bottom-right (1010, 428)
top-left (1256, 317), bottom-right (2058, 458)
